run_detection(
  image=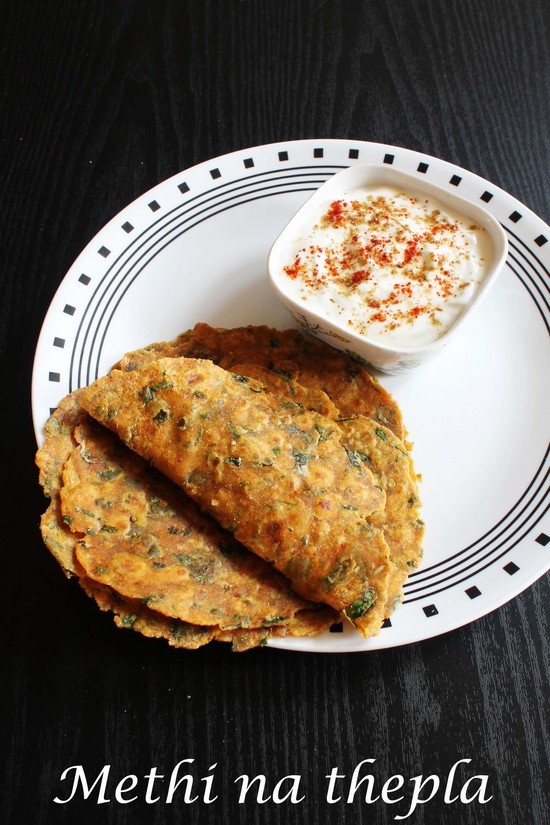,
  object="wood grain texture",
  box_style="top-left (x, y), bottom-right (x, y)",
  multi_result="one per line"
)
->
top-left (0, 1), bottom-right (548, 823)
